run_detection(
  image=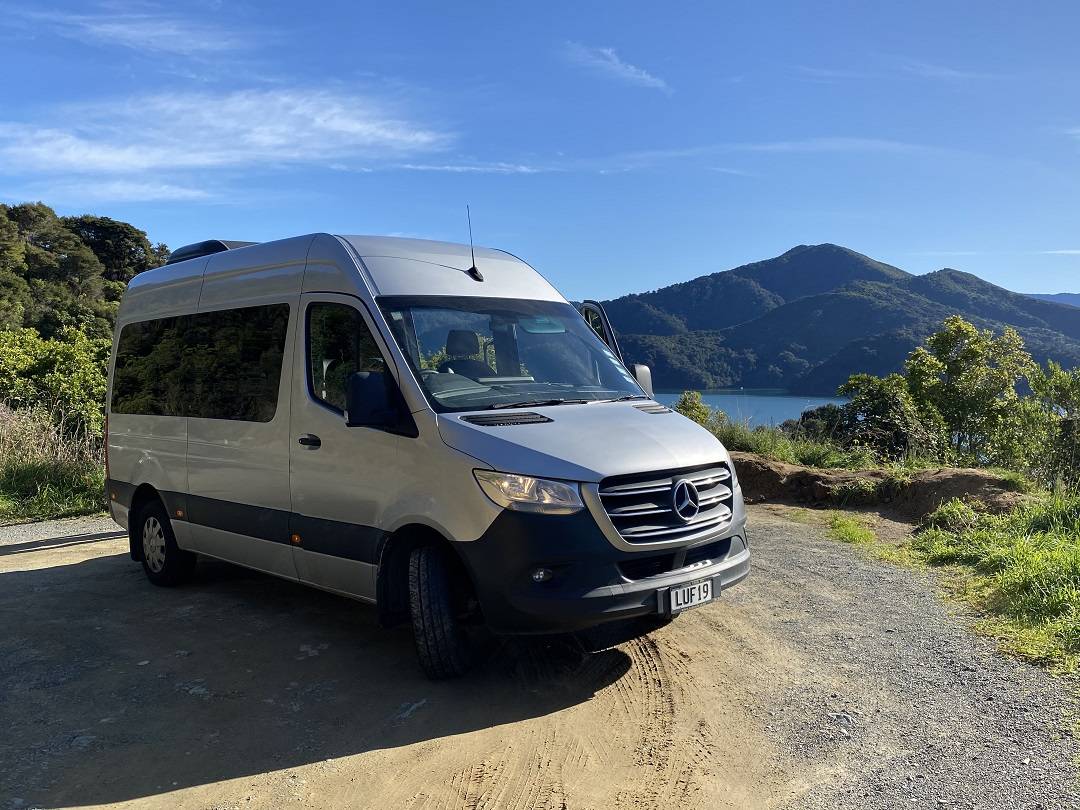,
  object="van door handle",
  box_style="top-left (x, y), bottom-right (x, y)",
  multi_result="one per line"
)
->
top-left (298, 434), bottom-right (322, 448)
